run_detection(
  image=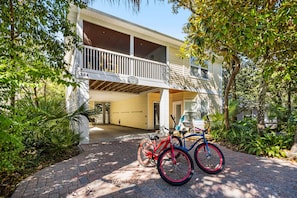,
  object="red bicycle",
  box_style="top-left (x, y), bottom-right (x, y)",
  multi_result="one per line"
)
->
top-left (137, 128), bottom-right (182, 167)
top-left (137, 117), bottom-right (194, 186)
